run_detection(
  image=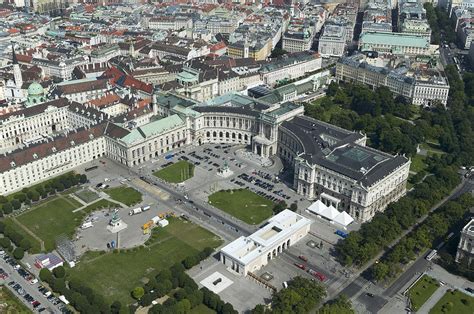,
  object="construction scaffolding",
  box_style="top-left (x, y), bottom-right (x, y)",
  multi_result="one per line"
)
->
top-left (55, 234), bottom-right (76, 263)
